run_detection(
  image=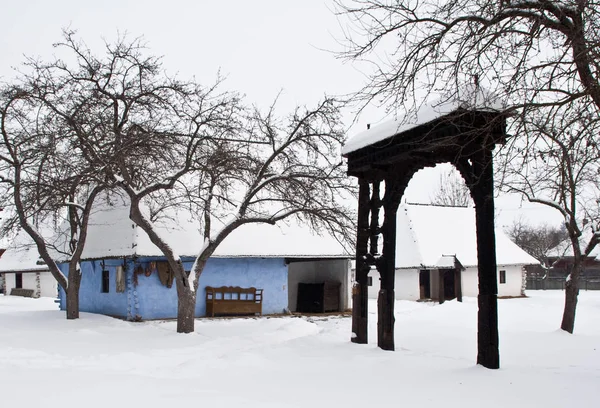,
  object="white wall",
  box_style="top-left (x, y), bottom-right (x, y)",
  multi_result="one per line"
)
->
top-left (37, 272), bottom-right (59, 298)
top-left (365, 265), bottom-right (525, 301)
top-left (2, 271), bottom-right (58, 298)
top-left (461, 265), bottom-right (524, 298)
top-left (461, 267), bottom-right (478, 298)
top-left (288, 259), bottom-right (351, 312)
top-left (367, 269), bottom-right (420, 301)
